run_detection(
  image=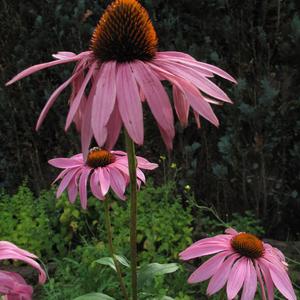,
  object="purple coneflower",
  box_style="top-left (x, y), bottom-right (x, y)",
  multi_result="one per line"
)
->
top-left (0, 241), bottom-right (46, 300)
top-left (49, 147), bottom-right (157, 209)
top-left (180, 228), bottom-right (296, 300)
top-left (6, 0), bottom-right (236, 155)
